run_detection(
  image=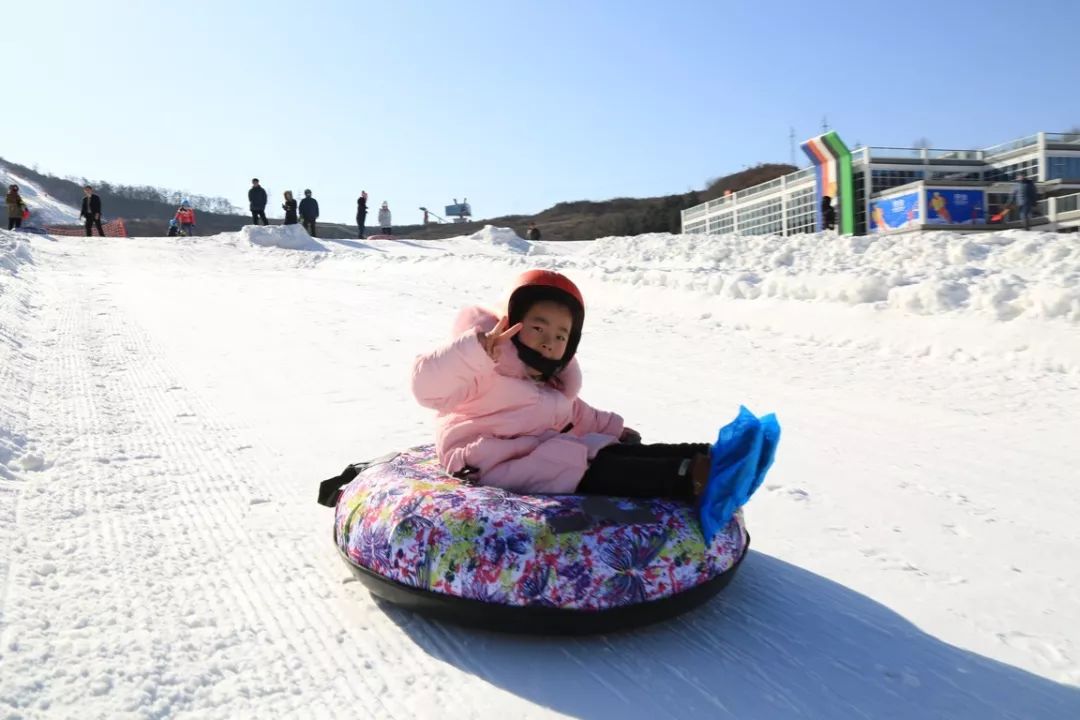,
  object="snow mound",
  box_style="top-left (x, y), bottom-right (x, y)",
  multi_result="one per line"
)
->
top-left (239, 224), bottom-right (327, 251)
top-left (466, 225), bottom-right (531, 254)
top-left (579, 230), bottom-right (1080, 323)
top-left (0, 232), bottom-right (34, 274)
